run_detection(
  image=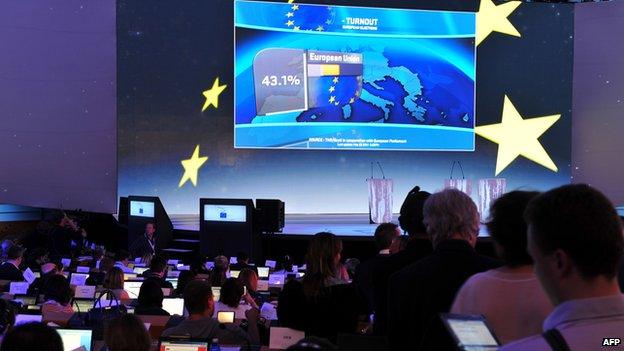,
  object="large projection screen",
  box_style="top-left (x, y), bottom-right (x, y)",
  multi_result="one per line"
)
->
top-left (0, 1), bottom-right (117, 213)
